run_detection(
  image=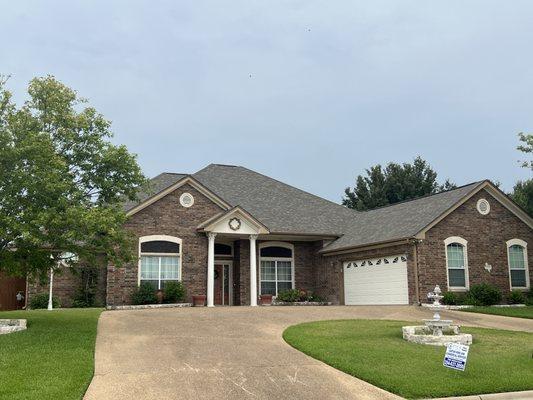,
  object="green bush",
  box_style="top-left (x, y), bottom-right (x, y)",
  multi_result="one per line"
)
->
top-left (29, 292), bottom-right (61, 309)
top-left (442, 291), bottom-right (458, 305)
top-left (163, 281), bottom-right (186, 303)
top-left (507, 290), bottom-right (525, 305)
top-left (468, 283), bottom-right (502, 306)
top-left (276, 289), bottom-right (323, 302)
top-left (525, 291), bottom-right (533, 306)
top-left (276, 289), bottom-right (301, 302)
top-left (131, 282), bottom-right (158, 305)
